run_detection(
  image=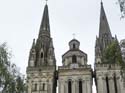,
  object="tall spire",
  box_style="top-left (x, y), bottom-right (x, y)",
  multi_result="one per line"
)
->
top-left (95, 2), bottom-right (114, 64)
top-left (33, 3), bottom-right (56, 67)
top-left (39, 4), bottom-right (50, 37)
top-left (99, 2), bottom-right (112, 40)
